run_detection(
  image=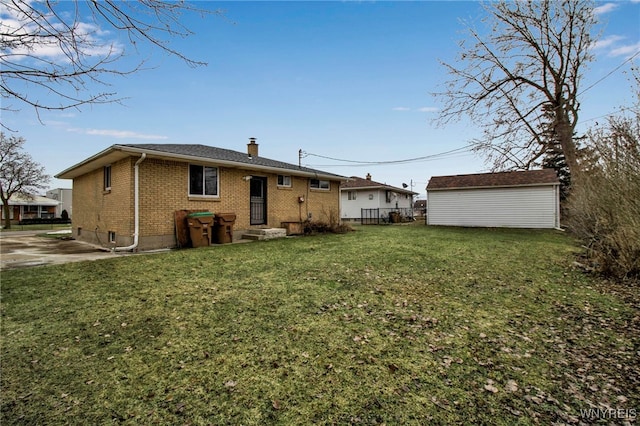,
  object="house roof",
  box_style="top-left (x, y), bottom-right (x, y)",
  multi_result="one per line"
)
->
top-left (6, 194), bottom-right (60, 206)
top-left (427, 169), bottom-right (559, 191)
top-left (56, 143), bottom-right (347, 181)
top-left (341, 176), bottom-right (418, 195)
